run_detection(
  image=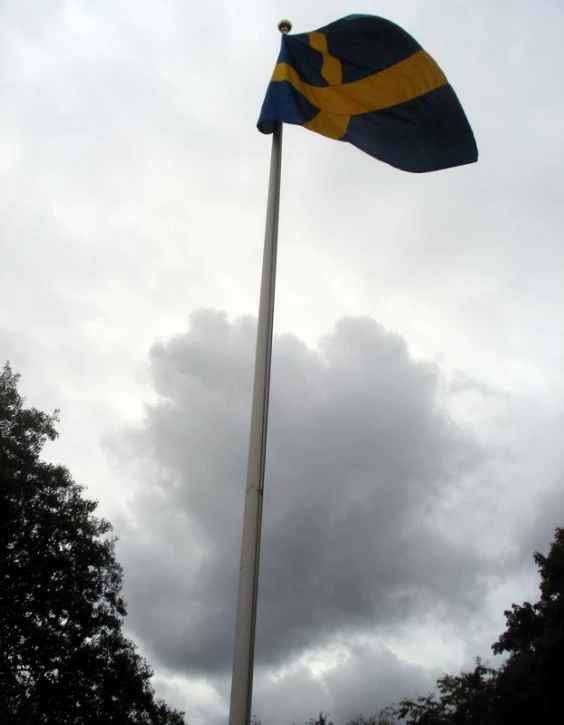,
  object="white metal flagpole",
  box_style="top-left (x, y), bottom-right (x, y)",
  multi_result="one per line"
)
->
top-left (228, 19), bottom-right (292, 725)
